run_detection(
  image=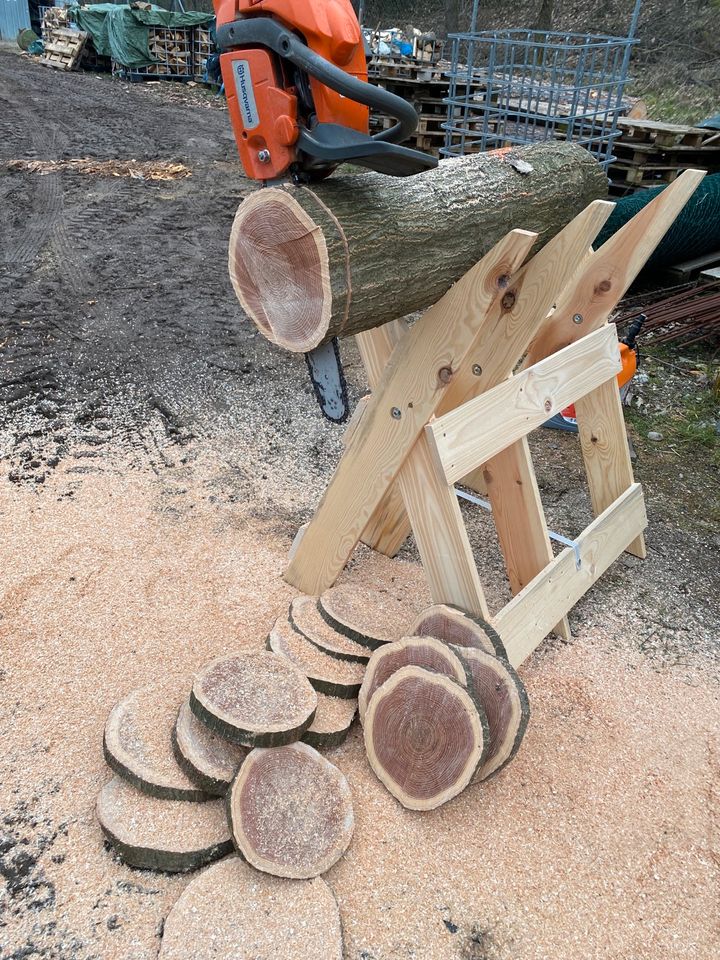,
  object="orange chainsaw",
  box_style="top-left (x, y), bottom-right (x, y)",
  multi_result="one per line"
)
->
top-left (214, 0), bottom-right (437, 184)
